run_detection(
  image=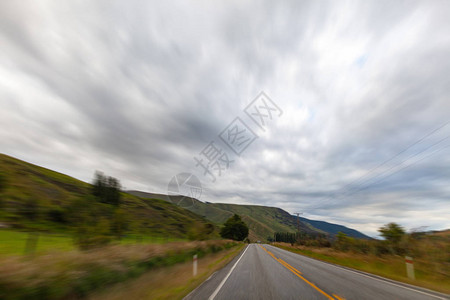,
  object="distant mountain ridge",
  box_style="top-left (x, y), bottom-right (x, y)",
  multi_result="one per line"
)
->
top-left (297, 217), bottom-right (370, 240)
top-left (126, 190), bottom-right (371, 241)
